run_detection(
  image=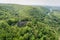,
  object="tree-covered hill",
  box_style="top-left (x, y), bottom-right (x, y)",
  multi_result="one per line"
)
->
top-left (0, 4), bottom-right (60, 40)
